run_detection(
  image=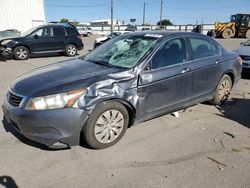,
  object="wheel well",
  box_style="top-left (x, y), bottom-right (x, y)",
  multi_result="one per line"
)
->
top-left (225, 72), bottom-right (235, 85)
top-left (13, 45), bottom-right (30, 53)
top-left (66, 43), bottom-right (77, 47)
top-left (115, 99), bottom-right (136, 128)
top-left (79, 99), bottom-right (136, 145)
top-left (96, 99), bottom-right (136, 128)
